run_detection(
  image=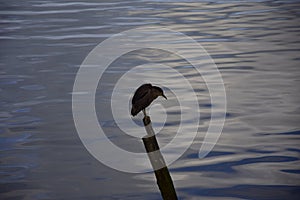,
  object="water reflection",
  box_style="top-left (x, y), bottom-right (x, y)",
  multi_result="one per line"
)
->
top-left (1, 0), bottom-right (299, 199)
